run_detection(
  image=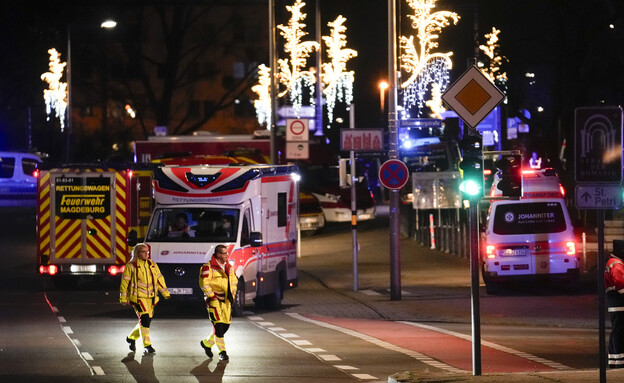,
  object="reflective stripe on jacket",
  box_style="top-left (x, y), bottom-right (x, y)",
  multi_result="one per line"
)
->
top-left (199, 257), bottom-right (237, 302)
top-left (120, 258), bottom-right (170, 305)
